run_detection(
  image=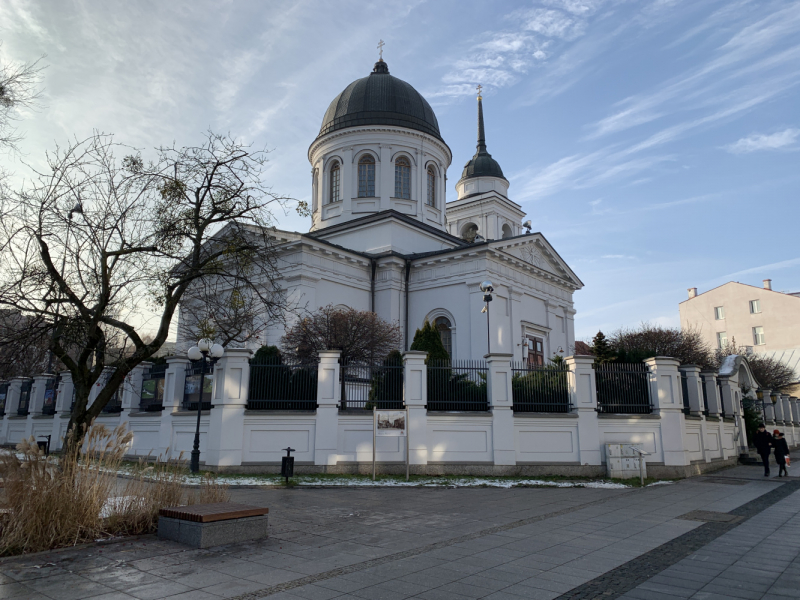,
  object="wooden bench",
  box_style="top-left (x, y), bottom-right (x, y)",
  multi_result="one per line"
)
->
top-left (157, 503), bottom-right (269, 548)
